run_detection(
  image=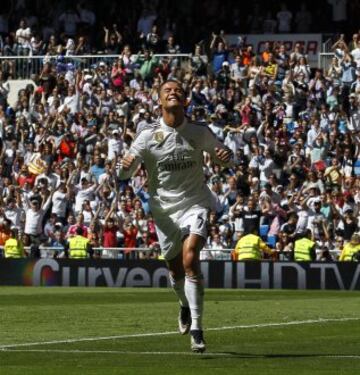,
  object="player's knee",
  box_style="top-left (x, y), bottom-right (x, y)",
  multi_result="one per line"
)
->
top-left (169, 269), bottom-right (185, 281)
